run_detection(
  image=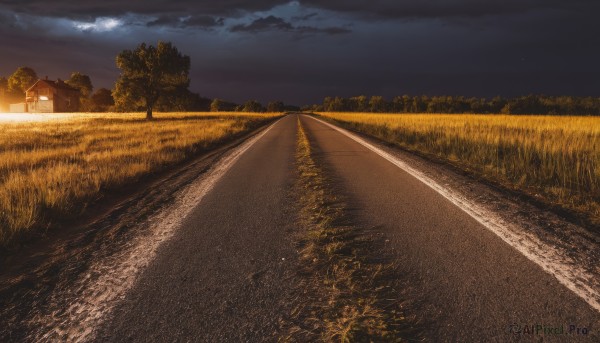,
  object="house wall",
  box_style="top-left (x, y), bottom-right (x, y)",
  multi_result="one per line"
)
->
top-left (25, 84), bottom-right (80, 113)
top-left (28, 100), bottom-right (54, 113)
top-left (53, 91), bottom-right (79, 112)
top-left (9, 103), bottom-right (27, 113)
